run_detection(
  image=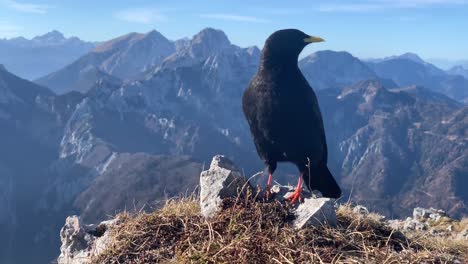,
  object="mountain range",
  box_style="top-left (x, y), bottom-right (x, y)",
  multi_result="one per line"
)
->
top-left (0, 31), bottom-right (95, 80)
top-left (448, 65), bottom-right (468, 79)
top-left (31, 32), bottom-right (468, 104)
top-left (320, 80), bottom-right (466, 216)
top-left (365, 53), bottom-right (468, 102)
top-left (0, 28), bottom-right (467, 264)
top-left (427, 58), bottom-right (468, 71)
top-left (35, 30), bottom-right (176, 94)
